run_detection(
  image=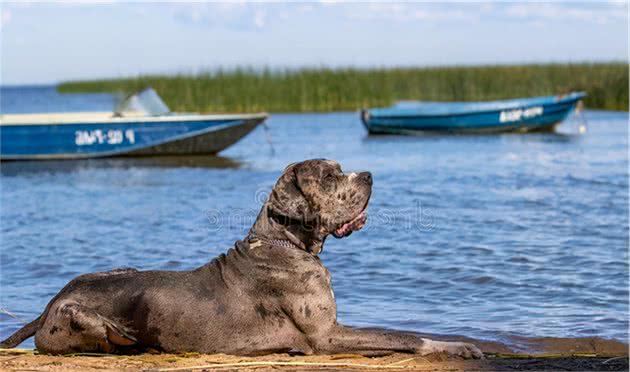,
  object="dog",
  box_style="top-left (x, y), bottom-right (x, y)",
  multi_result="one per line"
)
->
top-left (1, 159), bottom-right (482, 358)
